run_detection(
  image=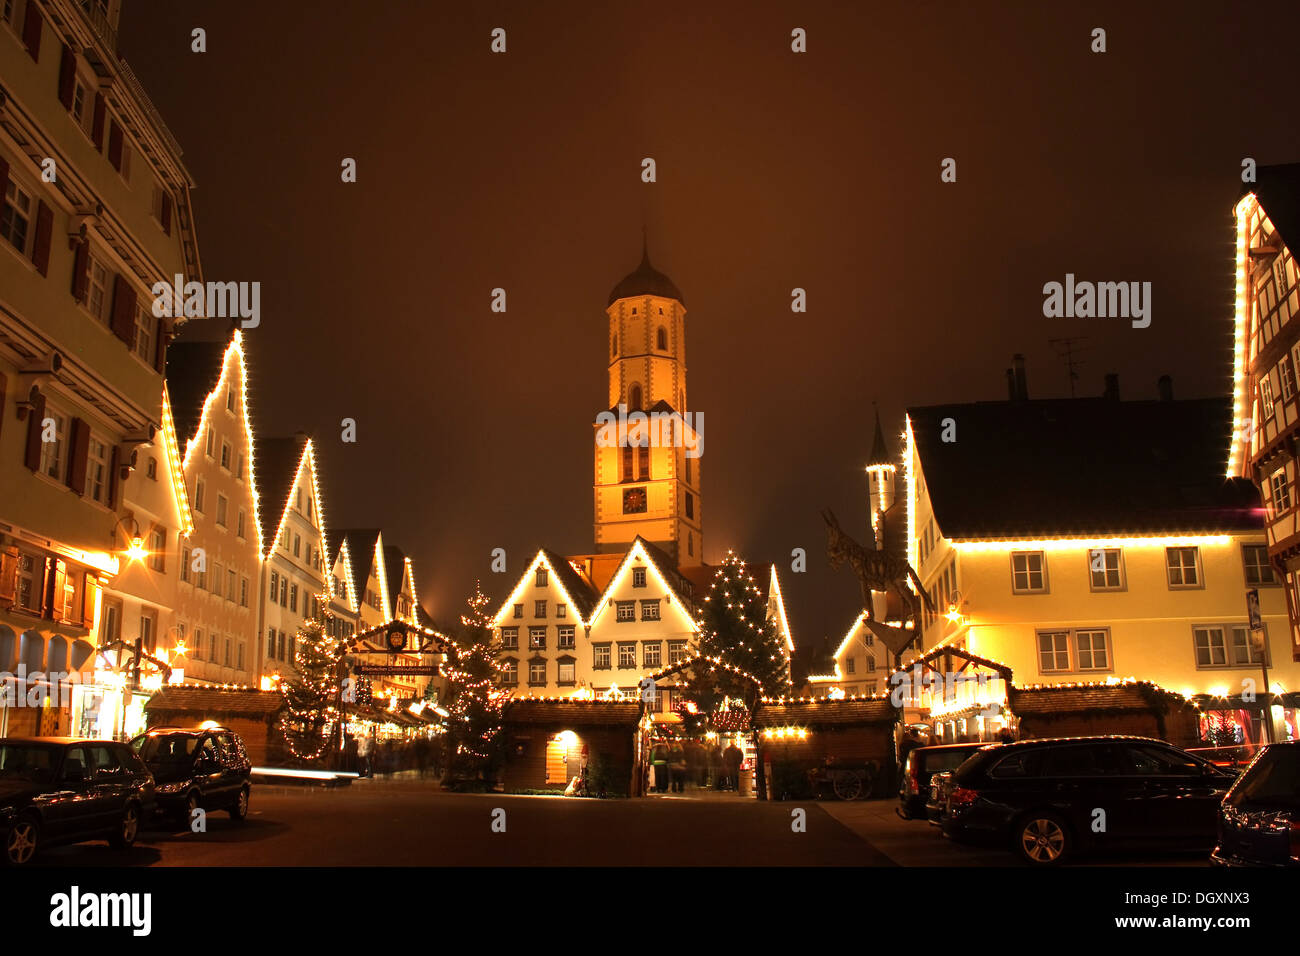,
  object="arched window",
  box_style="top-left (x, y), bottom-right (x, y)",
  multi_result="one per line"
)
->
top-left (656, 326), bottom-right (667, 350)
top-left (629, 384), bottom-right (643, 411)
